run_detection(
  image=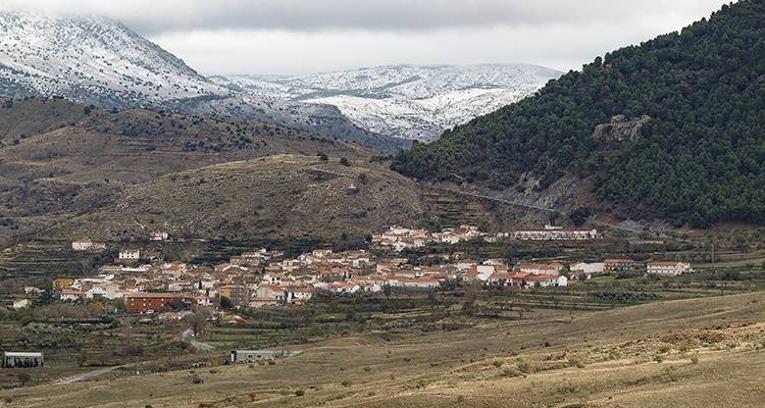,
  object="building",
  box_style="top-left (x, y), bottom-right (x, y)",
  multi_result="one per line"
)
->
top-left (7, 299), bottom-right (30, 309)
top-left (604, 259), bottom-right (639, 274)
top-left (71, 240), bottom-right (106, 251)
top-left (119, 249), bottom-right (141, 261)
top-left (125, 293), bottom-right (193, 314)
top-left (524, 274), bottom-right (568, 288)
top-left (517, 262), bottom-right (564, 275)
top-left (60, 289), bottom-right (83, 302)
top-left (229, 349), bottom-right (298, 363)
top-left (646, 261), bottom-right (692, 276)
top-left (219, 285), bottom-right (250, 307)
top-left (2, 352), bottom-right (44, 368)
top-left (570, 262), bottom-right (605, 274)
top-left (512, 225), bottom-right (600, 241)
top-left (150, 231), bottom-right (169, 241)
